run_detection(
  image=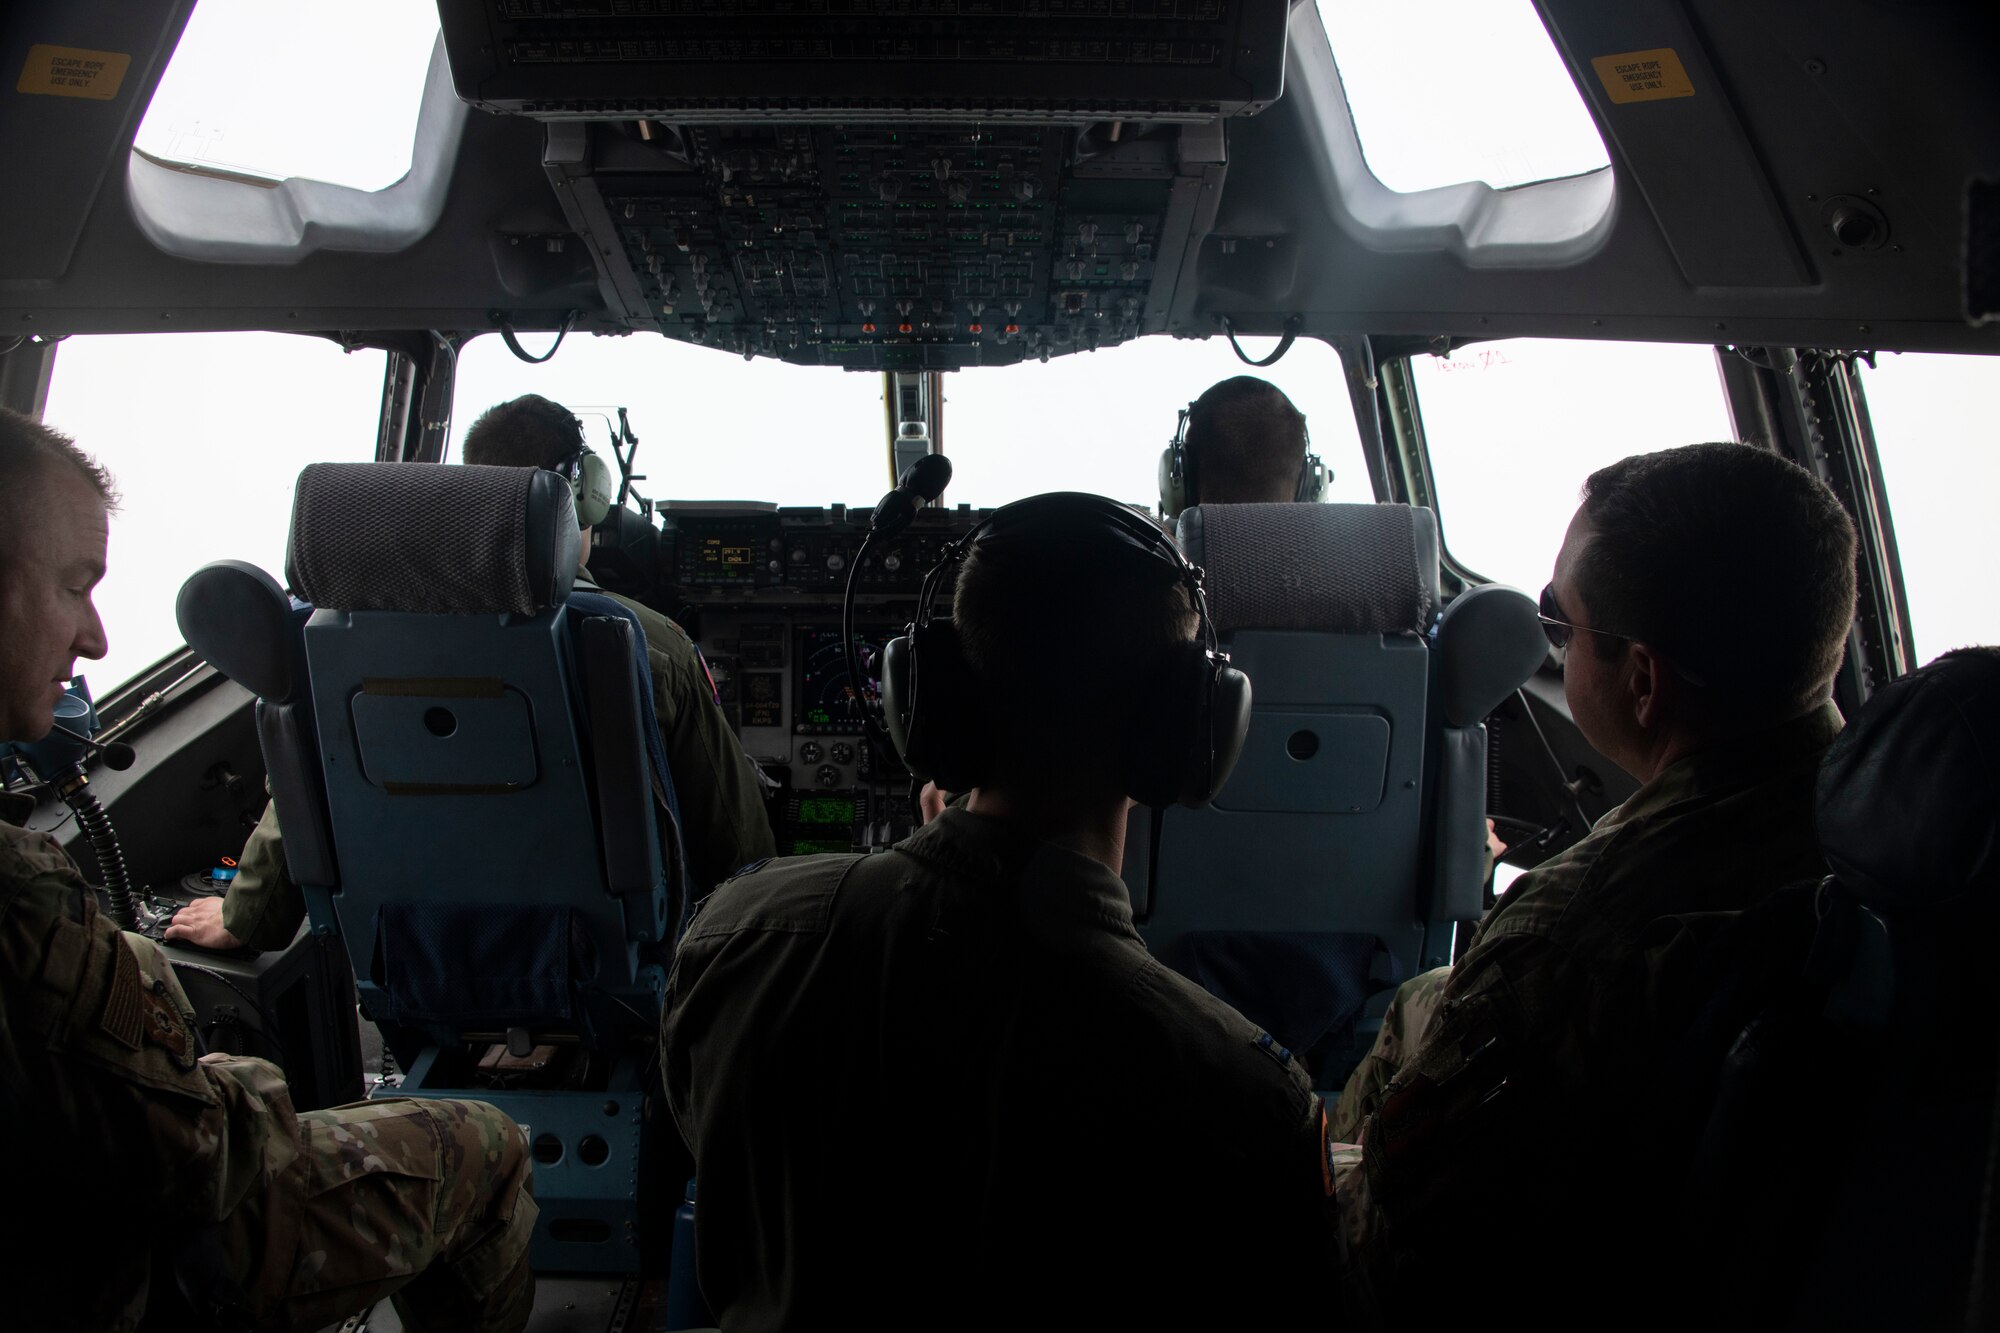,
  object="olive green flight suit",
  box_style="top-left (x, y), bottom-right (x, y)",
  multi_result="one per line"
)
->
top-left (0, 796), bottom-right (537, 1332)
top-left (663, 808), bottom-right (1337, 1328)
top-left (220, 579), bottom-right (775, 950)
